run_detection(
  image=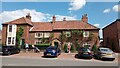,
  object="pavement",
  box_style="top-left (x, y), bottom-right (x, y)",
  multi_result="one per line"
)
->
top-left (0, 51), bottom-right (120, 66)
